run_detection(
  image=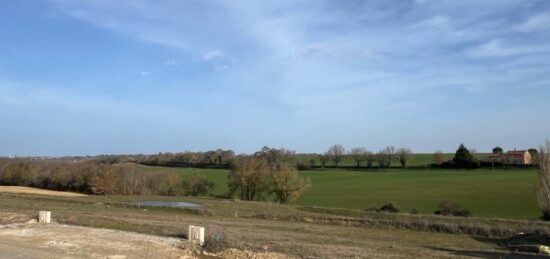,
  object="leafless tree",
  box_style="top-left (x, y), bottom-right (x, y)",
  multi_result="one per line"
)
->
top-left (397, 148), bottom-right (413, 168)
top-left (327, 144), bottom-right (346, 167)
top-left (433, 150), bottom-right (447, 165)
top-left (365, 151), bottom-right (375, 167)
top-left (537, 141), bottom-right (550, 220)
top-left (377, 146), bottom-right (395, 168)
top-left (89, 165), bottom-right (122, 195)
top-left (222, 150), bottom-right (235, 166)
top-left (376, 151), bottom-right (389, 168)
top-left (350, 148), bottom-right (367, 167)
top-left (470, 148), bottom-right (479, 160)
top-left (318, 153), bottom-right (329, 168)
top-left (255, 146), bottom-right (296, 167)
top-left (182, 175), bottom-right (215, 196)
